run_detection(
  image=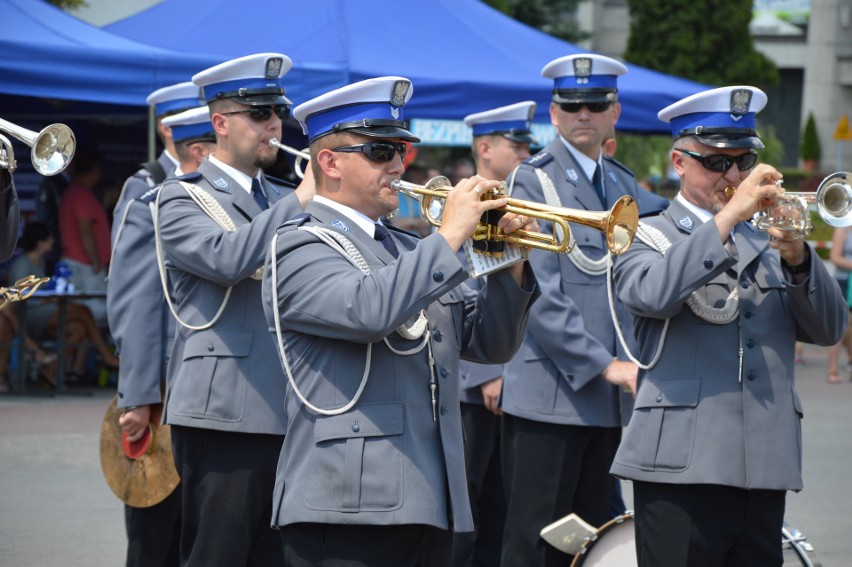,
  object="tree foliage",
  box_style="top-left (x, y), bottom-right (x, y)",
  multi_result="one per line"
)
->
top-left (46, 0), bottom-right (88, 9)
top-left (800, 112), bottom-right (821, 162)
top-left (623, 0), bottom-right (777, 87)
top-left (483, 0), bottom-right (588, 43)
